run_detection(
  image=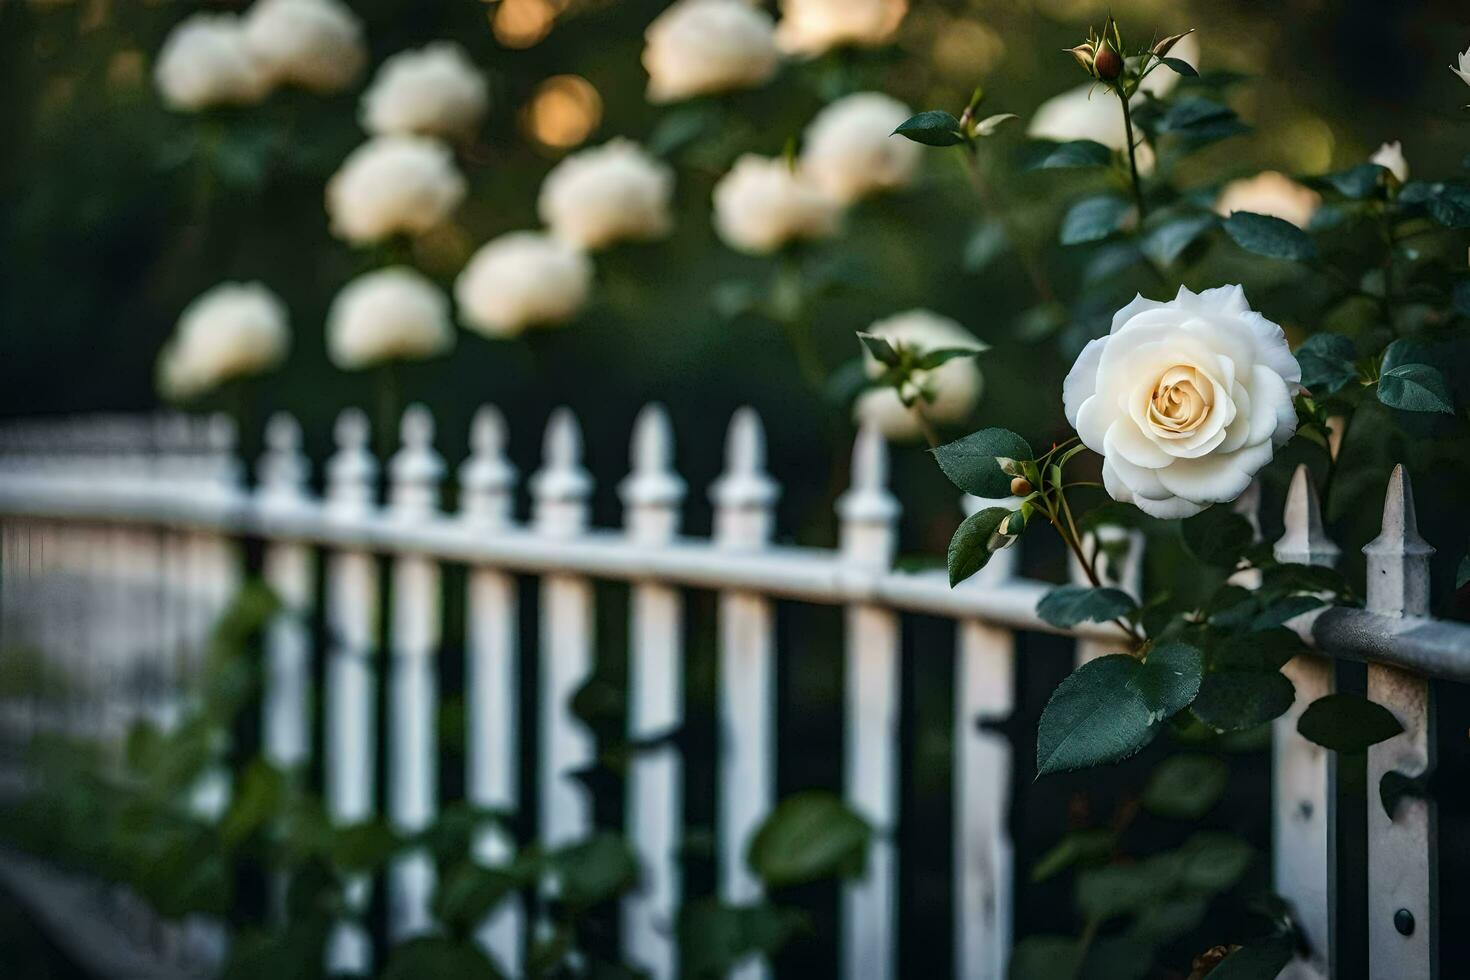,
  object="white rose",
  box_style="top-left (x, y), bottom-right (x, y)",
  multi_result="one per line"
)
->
top-left (799, 92), bottom-right (922, 204)
top-left (1453, 46), bottom-right (1470, 88)
top-left (361, 42), bottom-right (489, 139)
top-left (853, 310), bottom-right (984, 442)
top-left (1214, 171), bottom-right (1321, 230)
top-left (157, 282), bottom-right (290, 398)
top-left (1063, 285), bottom-right (1301, 519)
top-left (642, 0), bottom-right (780, 104)
top-left (326, 136), bottom-right (466, 245)
top-left (154, 14), bottom-right (270, 111)
top-left (1027, 84), bottom-right (1156, 175)
top-left (537, 139), bottom-right (675, 251)
top-left (1371, 140), bottom-right (1409, 182)
top-left (455, 231), bottom-right (594, 338)
top-left (243, 0), bottom-right (366, 94)
top-left (327, 267), bottom-right (454, 370)
top-left (712, 153), bottom-right (841, 255)
top-left (1137, 31), bottom-right (1200, 98)
top-left (775, 0), bottom-right (906, 56)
